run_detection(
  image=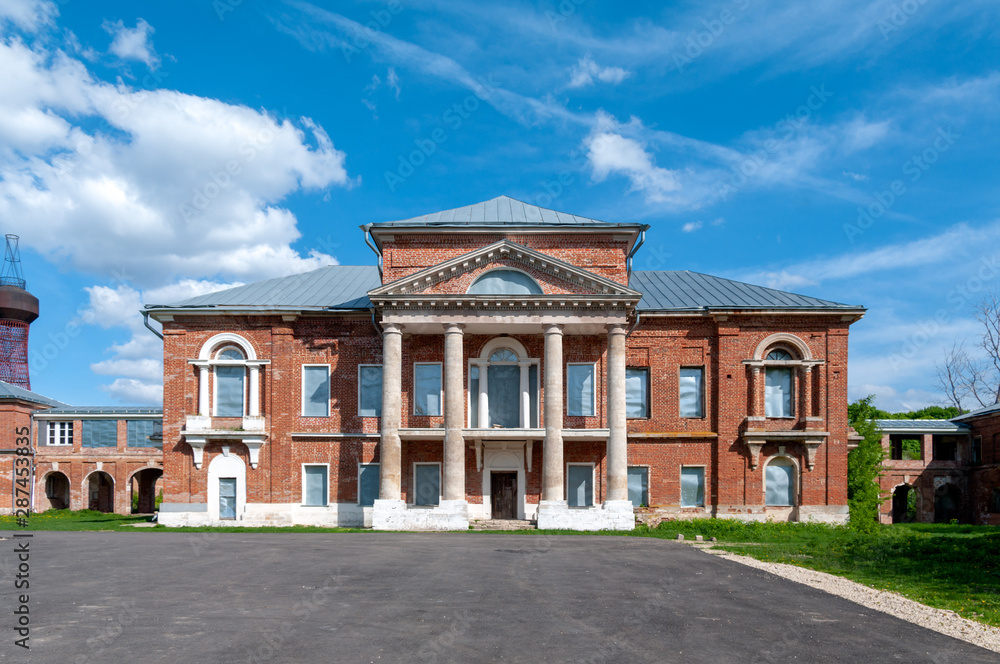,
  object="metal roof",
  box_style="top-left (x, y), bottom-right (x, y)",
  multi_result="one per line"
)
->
top-left (40, 406), bottom-right (162, 416)
top-left (951, 402), bottom-right (1000, 422)
top-left (630, 271), bottom-right (861, 311)
top-left (147, 265), bottom-right (380, 311)
top-left (875, 419), bottom-right (970, 432)
top-left (0, 381), bottom-right (67, 408)
top-left (366, 195), bottom-right (647, 229)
